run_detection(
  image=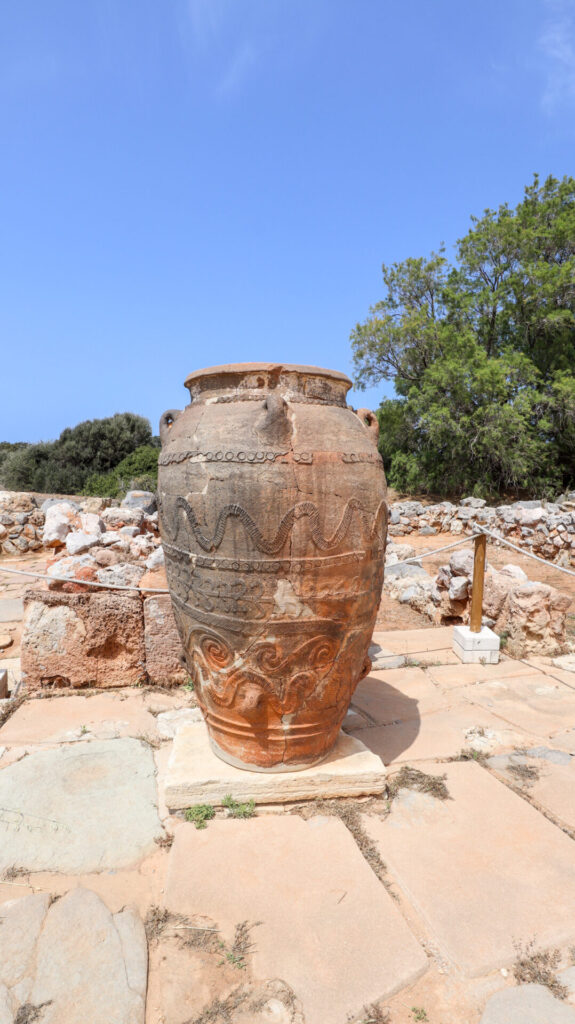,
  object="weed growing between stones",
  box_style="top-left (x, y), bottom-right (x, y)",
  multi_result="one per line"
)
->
top-left (144, 905), bottom-right (221, 951)
top-left (217, 920), bottom-right (261, 970)
top-left (185, 804), bottom-right (216, 829)
top-left (189, 980), bottom-right (302, 1024)
top-left (507, 763), bottom-right (540, 786)
top-left (2, 865), bottom-right (30, 881)
top-left (188, 986), bottom-right (250, 1024)
top-left (221, 794), bottom-right (256, 819)
top-left (411, 1008), bottom-right (428, 1022)
top-left (14, 1003), bottom-right (52, 1024)
top-left (387, 766), bottom-right (450, 801)
top-left (513, 940), bottom-right (568, 999)
top-left (349, 1003), bottom-right (390, 1023)
top-left (154, 832), bottom-right (174, 849)
top-left (450, 748), bottom-right (488, 765)
top-left (135, 732), bottom-right (161, 749)
top-left (291, 798), bottom-right (391, 890)
top-left (0, 692), bottom-right (25, 729)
